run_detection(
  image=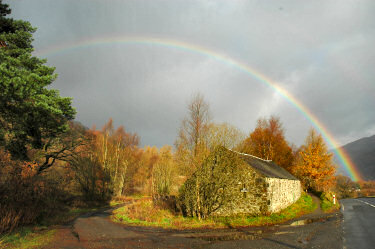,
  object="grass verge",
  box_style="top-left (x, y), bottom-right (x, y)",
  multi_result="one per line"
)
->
top-left (319, 192), bottom-right (340, 213)
top-left (112, 192), bottom-right (316, 229)
top-left (321, 199), bottom-right (340, 213)
top-left (0, 206), bottom-right (103, 249)
top-left (110, 194), bottom-right (147, 206)
top-left (0, 227), bottom-right (55, 249)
